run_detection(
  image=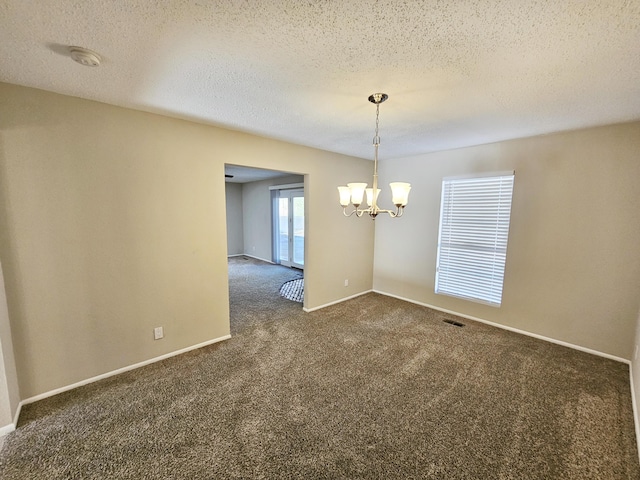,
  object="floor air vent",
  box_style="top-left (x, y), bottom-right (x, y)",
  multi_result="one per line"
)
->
top-left (443, 319), bottom-right (465, 327)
